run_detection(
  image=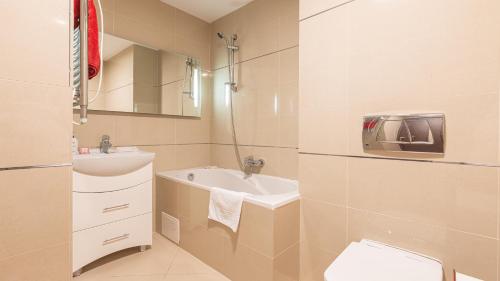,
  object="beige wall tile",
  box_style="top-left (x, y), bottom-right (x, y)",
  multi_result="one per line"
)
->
top-left (156, 177), bottom-right (180, 230)
top-left (113, 15), bottom-right (173, 56)
top-left (97, 9), bottom-right (114, 34)
top-left (175, 144), bottom-right (211, 169)
top-left (0, 80), bottom-right (72, 168)
top-left (161, 82), bottom-right (183, 116)
top-left (273, 242), bottom-right (300, 281)
top-left (278, 0), bottom-right (299, 50)
top-left (237, 54), bottom-right (280, 147)
top-left (210, 144), bottom-right (240, 171)
top-left (224, 241), bottom-right (274, 281)
top-left (279, 47), bottom-right (299, 85)
top-left (142, 145), bottom-right (177, 172)
top-left (173, 9), bottom-right (209, 43)
top-left (279, 47), bottom-right (299, 148)
top-left (0, 1), bottom-right (69, 86)
top-left (348, 158), bottom-right (498, 238)
top-left (210, 67), bottom-right (237, 145)
top-left (178, 183), bottom-right (210, 224)
top-left (173, 35), bottom-right (211, 71)
top-left (114, 0), bottom-right (175, 34)
top-left (0, 243), bottom-right (71, 281)
top-left (114, 115), bottom-right (175, 146)
top-left (179, 219), bottom-right (227, 274)
top-left (211, 144), bottom-right (298, 179)
top-left (300, 198), bottom-right (347, 254)
top-left (237, 203), bottom-right (275, 257)
top-left (299, 5), bottom-right (350, 155)
top-left (73, 113), bottom-right (117, 148)
top-left (101, 0), bottom-right (114, 12)
top-left (299, 154), bottom-right (347, 205)
top-left (277, 148), bottom-right (298, 180)
top-left (175, 117), bottom-right (210, 144)
top-left (348, 208), bottom-right (498, 281)
top-left (274, 201), bottom-right (300, 256)
top-left (0, 167), bottom-right (71, 261)
top-left (279, 85), bottom-right (299, 148)
top-left (211, 0), bottom-right (298, 69)
top-left (299, 240), bottom-right (338, 281)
